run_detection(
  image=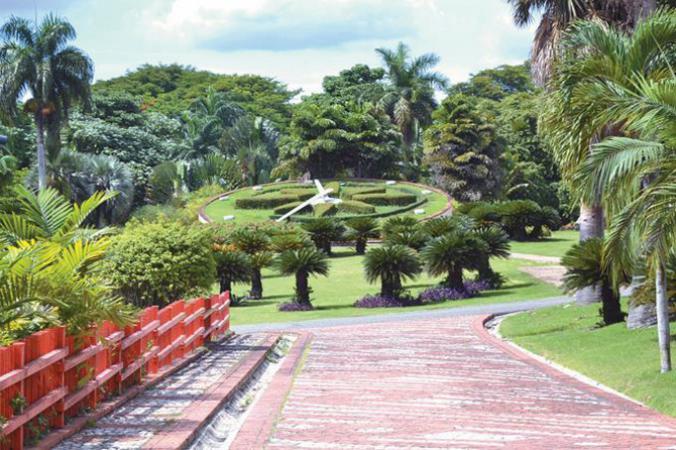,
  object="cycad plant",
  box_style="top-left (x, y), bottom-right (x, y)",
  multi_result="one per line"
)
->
top-left (345, 217), bottom-right (379, 255)
top-left (421, 231), bottom-right (488, 292)
top-left (213, 248), bottom-right (251, 295)
top-left (471, 225), bottom-right (511, 288)
top-left (364, 245), bottom-right (422, 298)
top-left (230, 227), bottom-right (273, 299)
top-left (276, 247), bottom-right (329, 307)
top-left (300, 218), bottom-right (345, 255)
top-left (561, 238), bottom-right (627, 326)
